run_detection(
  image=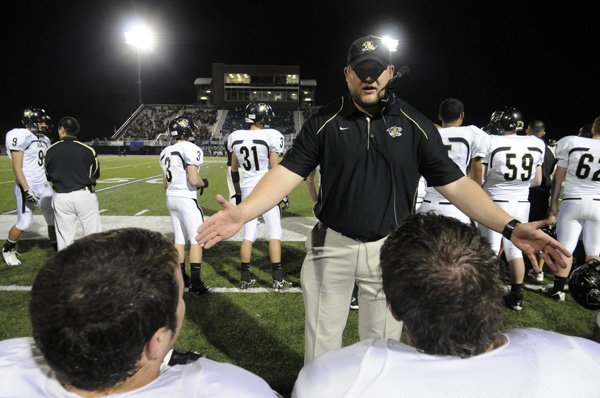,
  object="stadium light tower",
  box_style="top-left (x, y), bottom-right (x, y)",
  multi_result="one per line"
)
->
top-left (381, 35), bottom-right (399, 52)
top-left (124, 22), bottom-right (155, 106)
